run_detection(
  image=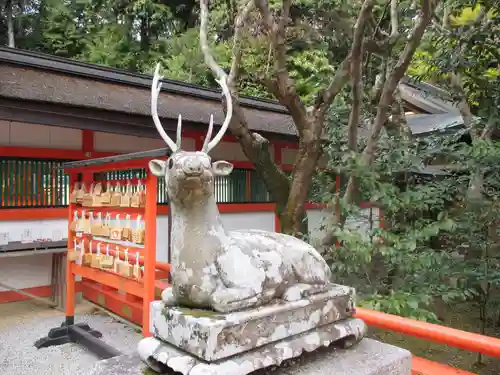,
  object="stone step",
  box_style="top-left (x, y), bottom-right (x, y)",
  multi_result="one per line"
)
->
top-left (84, 338), bottom-right (411, 375)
